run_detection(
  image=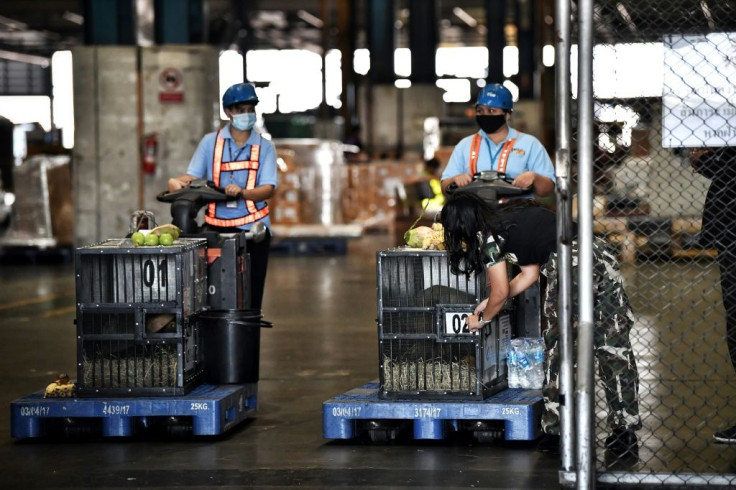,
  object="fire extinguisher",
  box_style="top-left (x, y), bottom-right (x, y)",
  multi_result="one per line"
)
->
top-left (142, 133), bottom-right (158, 175)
